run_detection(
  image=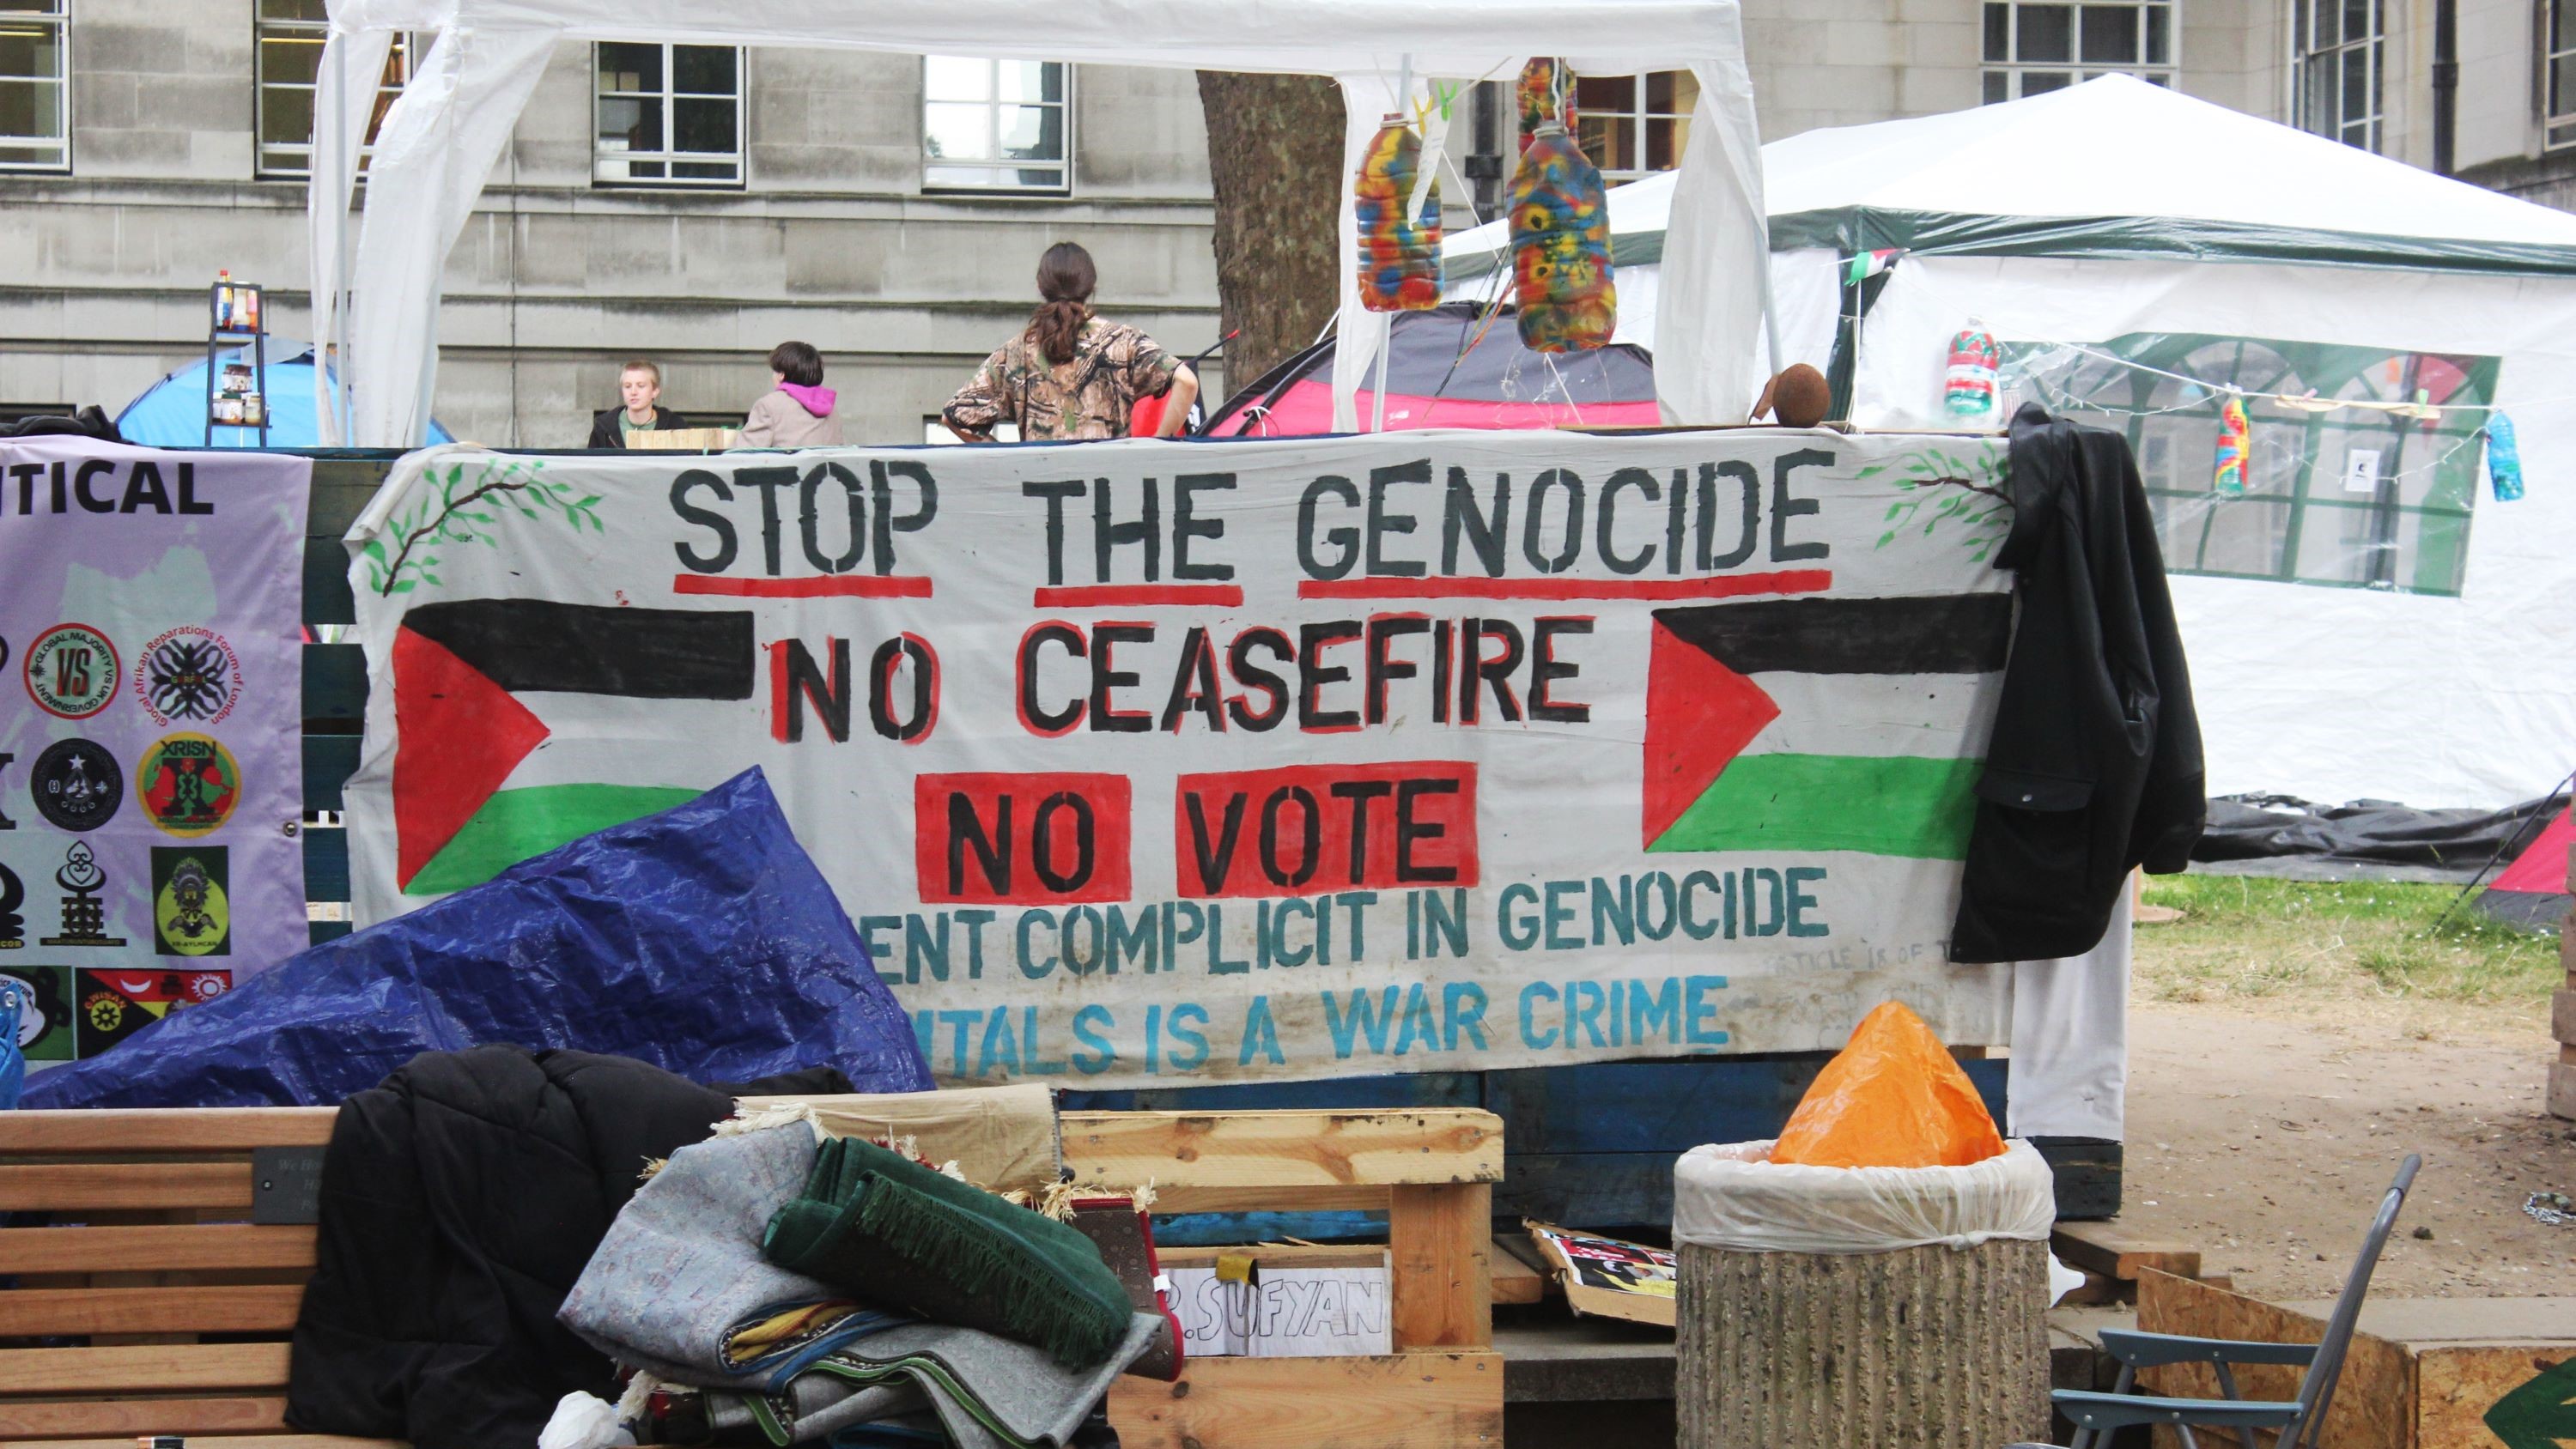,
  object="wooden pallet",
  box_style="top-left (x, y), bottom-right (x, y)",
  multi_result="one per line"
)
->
top-left (0, 1103), bottom-right (1504, 1449)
